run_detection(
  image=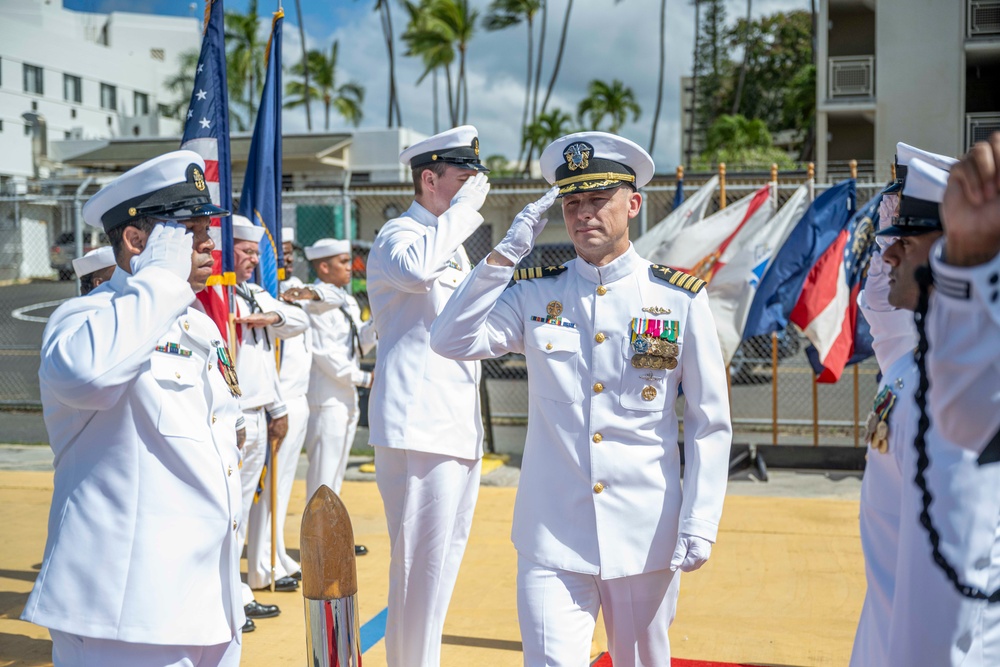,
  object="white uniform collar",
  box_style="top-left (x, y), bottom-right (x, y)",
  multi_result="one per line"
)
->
top-left (404, 200), bottom-right (439, 226)
top-left (572, 243), bottom-right (642, 285)
top-left (108, 265), bottom-right (131, 293)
